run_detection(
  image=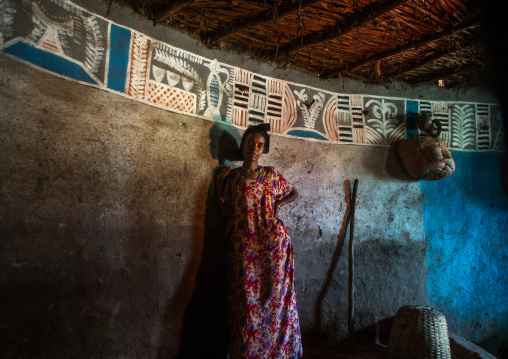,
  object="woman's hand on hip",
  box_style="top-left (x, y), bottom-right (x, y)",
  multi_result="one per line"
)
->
top-left (274, 199), bottom-right (284, 217)
top-left (216, 166), bottom-right (231, 182)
